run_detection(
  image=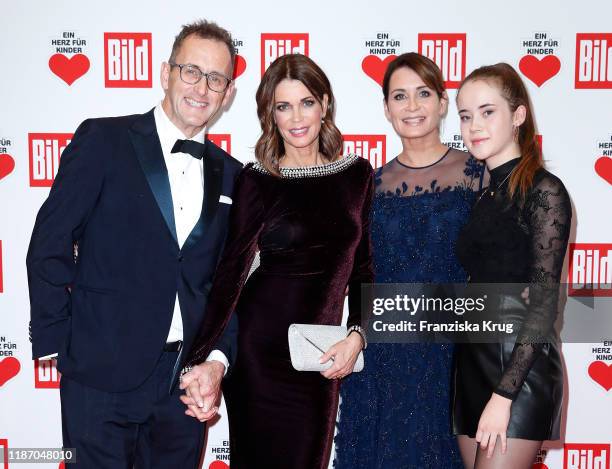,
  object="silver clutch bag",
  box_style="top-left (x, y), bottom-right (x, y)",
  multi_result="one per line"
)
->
top-left (288, 324), bottom-right (364, 372)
